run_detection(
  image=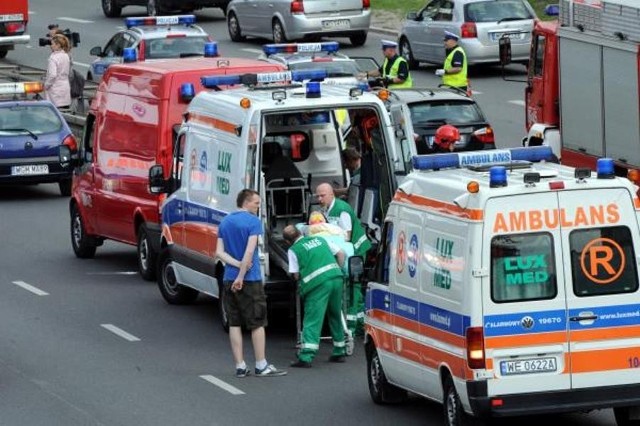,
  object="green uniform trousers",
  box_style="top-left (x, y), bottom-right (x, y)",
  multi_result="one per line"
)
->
top-left (298, 276), bottom-right (346, 362)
